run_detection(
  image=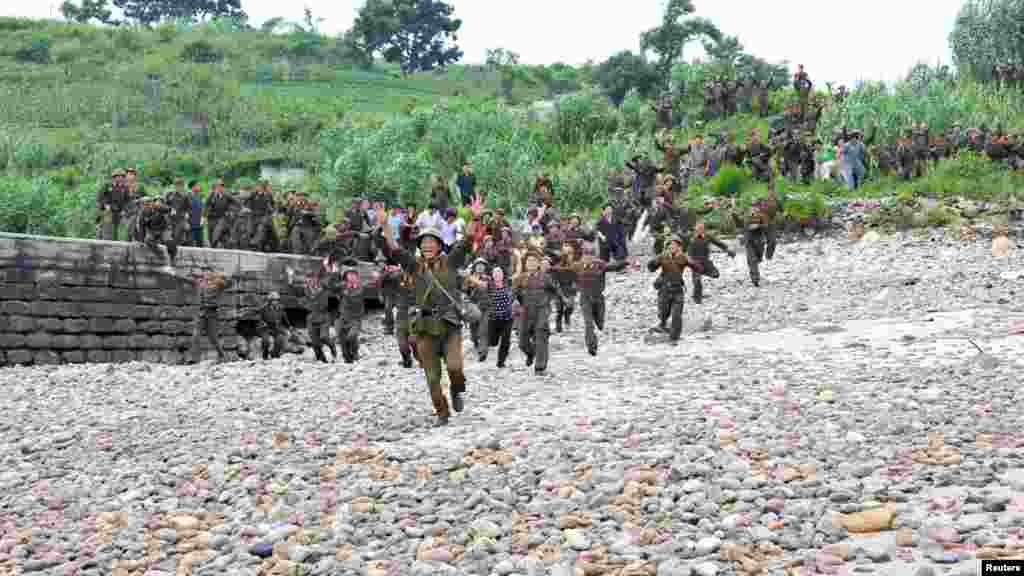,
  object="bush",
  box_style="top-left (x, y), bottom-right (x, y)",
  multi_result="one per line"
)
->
top-left (14, 34), bottom-right (51, 64)
top-left (181, 39), bottom-right (224, 63)
top-left (708, 164), bottom-right (749, 197)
